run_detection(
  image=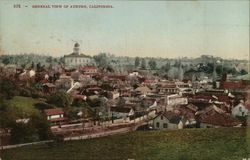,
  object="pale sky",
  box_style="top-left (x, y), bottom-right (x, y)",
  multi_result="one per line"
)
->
top-left (0, 0), bottom-right (249, 59)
